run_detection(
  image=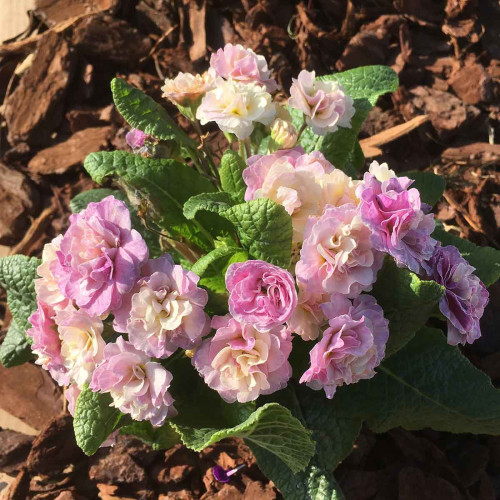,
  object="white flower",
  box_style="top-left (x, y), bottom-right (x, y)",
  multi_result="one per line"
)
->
top-left (368, 160), bottom-right (396, 182)
top-left (196, 79), bottom-right (276, 139)
top-left (289, 70), bottom-right (355, 136)
top-left (162, 69), bottom-right (218, 106)
top-left (55, 306), bottom-right (105, 388)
